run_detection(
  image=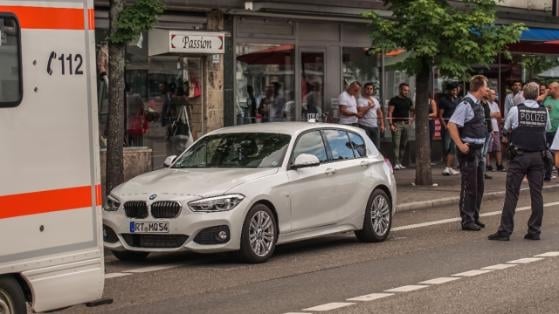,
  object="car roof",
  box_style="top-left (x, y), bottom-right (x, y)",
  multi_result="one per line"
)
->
top-left (208, 122), bottom-right (362, 136)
